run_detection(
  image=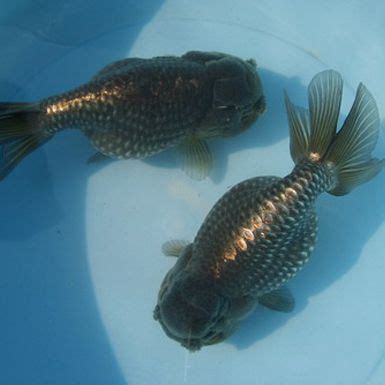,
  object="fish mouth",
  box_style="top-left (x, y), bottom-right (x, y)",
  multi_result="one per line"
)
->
top-left (181, 330), bottom-right (226, 351)
top-left (153, 305), bottom-right (203, 351)
top-left (154, 303), bottom-right (230, 351)
top-left (156, 315), bottom-right (225, 351)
